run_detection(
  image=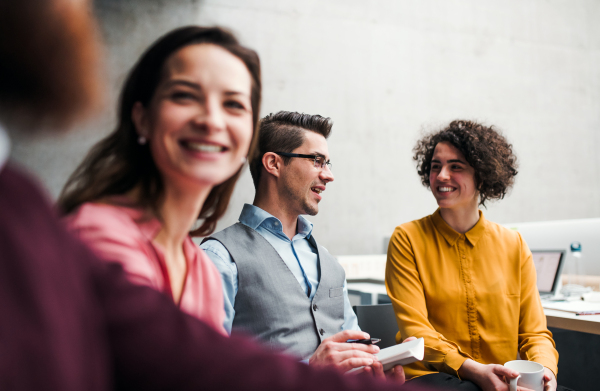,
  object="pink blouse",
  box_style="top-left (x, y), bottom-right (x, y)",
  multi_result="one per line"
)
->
top-left (65, 202), bottom-right (226, 335)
